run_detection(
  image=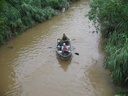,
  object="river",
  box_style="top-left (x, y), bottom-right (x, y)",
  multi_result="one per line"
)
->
top-left (0, 0), bottom-right (116, 96)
